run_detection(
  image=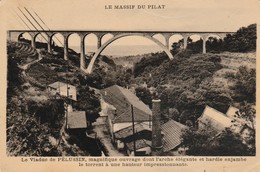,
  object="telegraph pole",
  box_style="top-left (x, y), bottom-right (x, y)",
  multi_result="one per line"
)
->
top-left (65, 61), bottom-right (69, 129)
top-left (131, 104), bottom-right (136, 156)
